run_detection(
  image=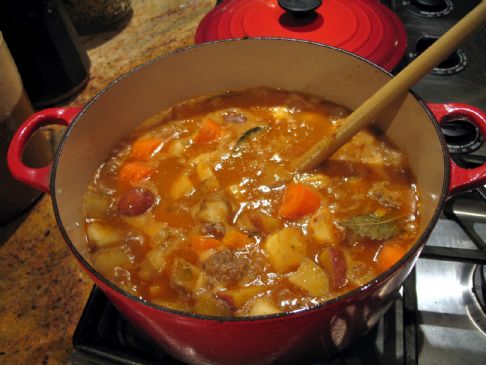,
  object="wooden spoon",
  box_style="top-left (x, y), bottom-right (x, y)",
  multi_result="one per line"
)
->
top-left (291, 1), bottom-right (486, 172)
